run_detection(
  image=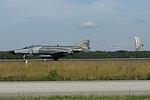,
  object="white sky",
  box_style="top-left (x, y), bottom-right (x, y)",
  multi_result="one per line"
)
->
top-left (0, 0), bottom-right (150, 51)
